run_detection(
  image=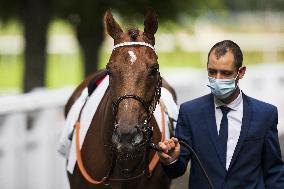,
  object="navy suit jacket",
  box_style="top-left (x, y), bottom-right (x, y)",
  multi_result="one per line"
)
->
top-left (163, 93), bottom-right (284, 189)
